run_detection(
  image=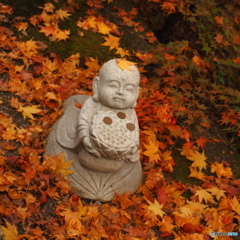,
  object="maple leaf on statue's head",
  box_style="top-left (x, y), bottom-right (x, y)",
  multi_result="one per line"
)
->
top-left (116, 58), bottom-right (136, 71)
